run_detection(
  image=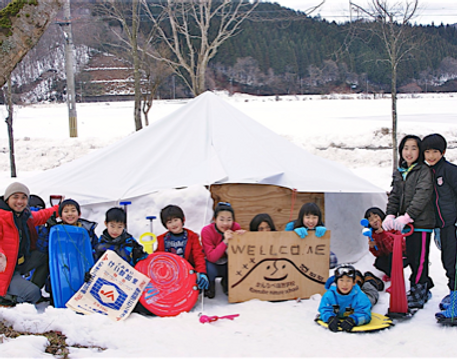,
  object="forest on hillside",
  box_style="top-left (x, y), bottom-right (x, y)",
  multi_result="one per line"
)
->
top-left (3, 0), bottom-right (457, 102)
